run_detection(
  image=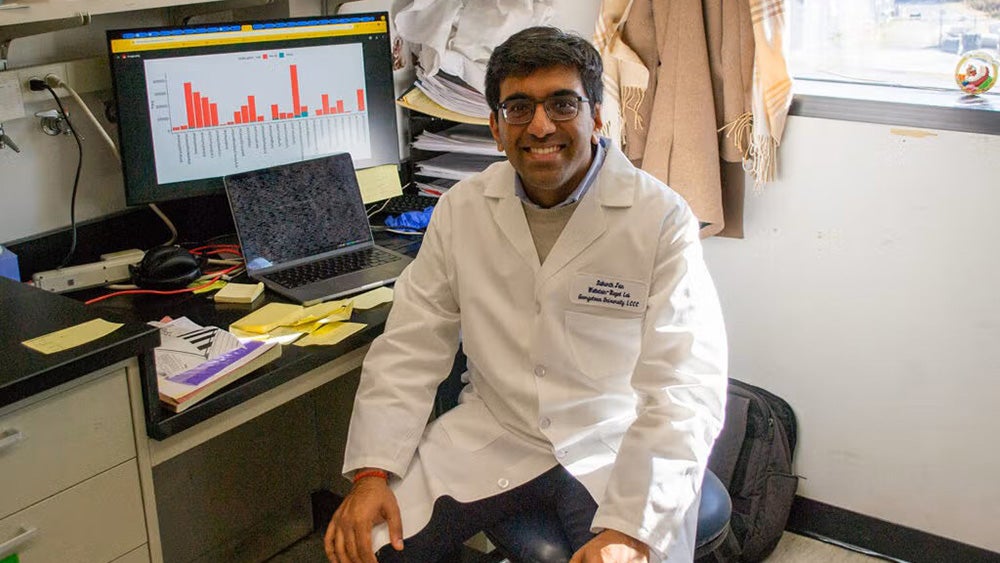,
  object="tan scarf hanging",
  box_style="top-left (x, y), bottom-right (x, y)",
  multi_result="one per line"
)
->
top-left (594, 0), bottom-right (649, 151)
top-left (604, 0), bottom-right (791, 237)
top-left (721, 0), bottom-right (793, 191)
